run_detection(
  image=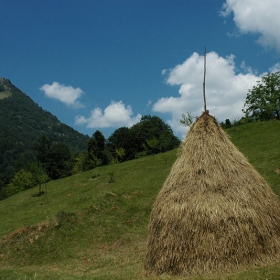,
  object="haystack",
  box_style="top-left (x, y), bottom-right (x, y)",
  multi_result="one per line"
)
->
top-left (145, 111), bottom-right (280, 276)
